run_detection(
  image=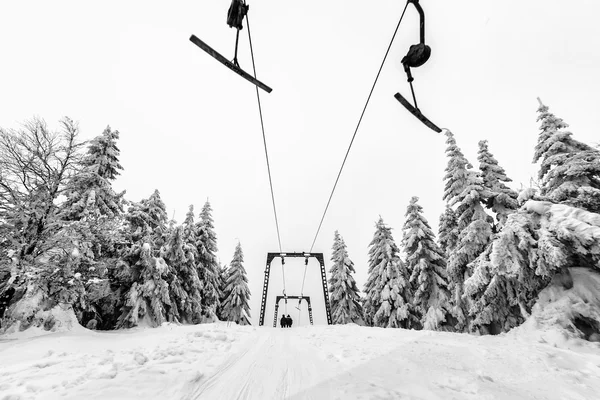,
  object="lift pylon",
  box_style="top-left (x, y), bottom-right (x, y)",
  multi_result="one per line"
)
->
top-left (258, 252), bottom-right (332, 326)
top-left (273, 295), bottom-right (313, 327)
